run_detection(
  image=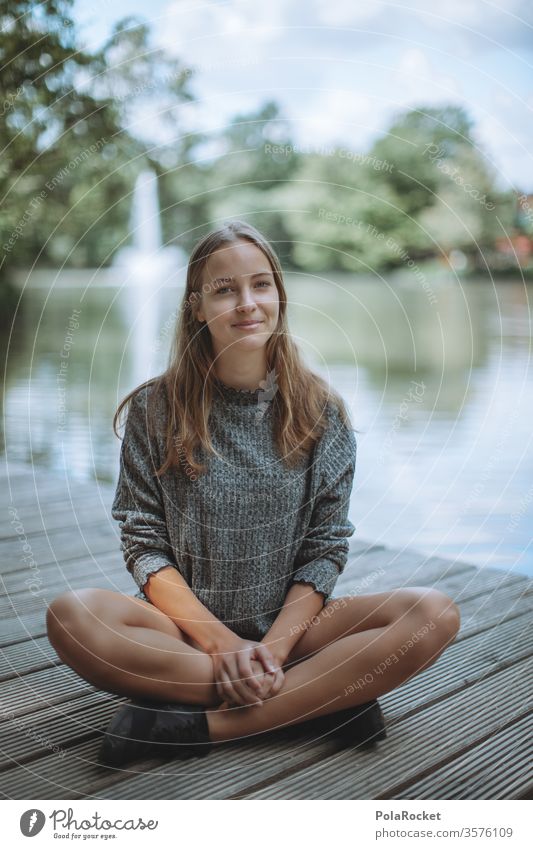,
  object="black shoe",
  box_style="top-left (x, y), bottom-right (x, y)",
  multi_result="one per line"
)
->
top-left (295, 699), bottom-right (387, 745)
top-left (98, 699), bottom-right (213, 767)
